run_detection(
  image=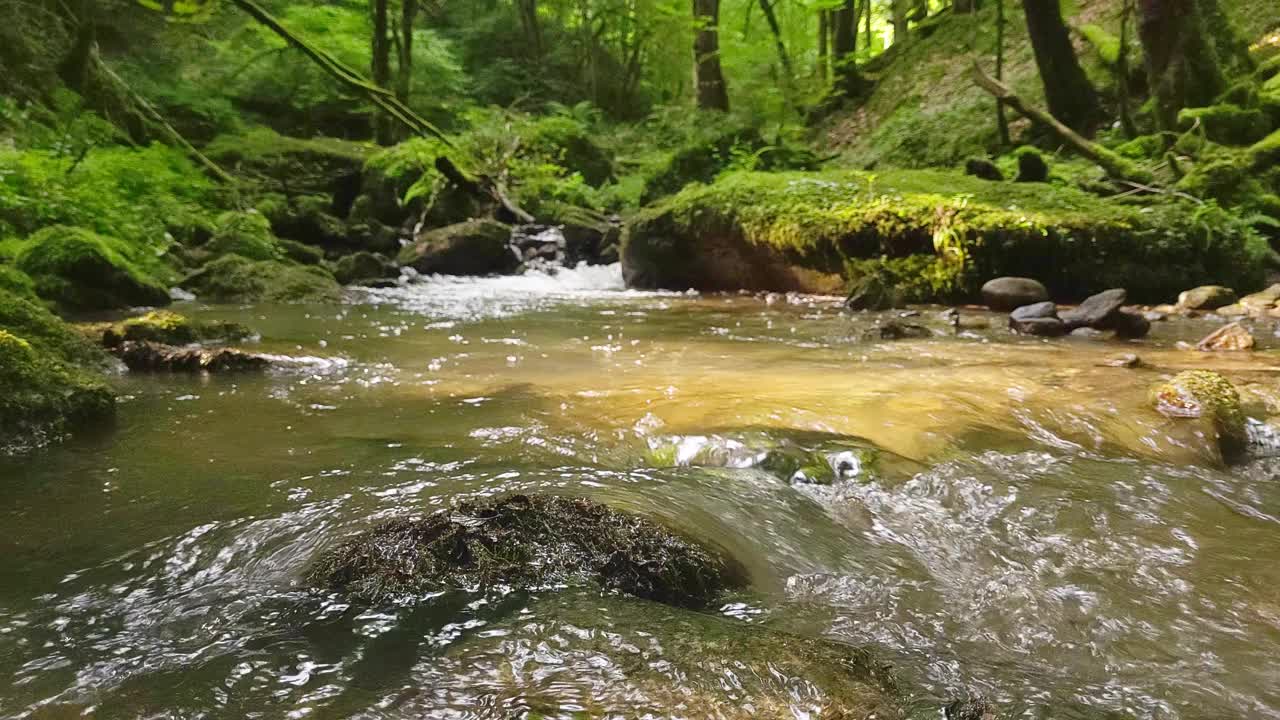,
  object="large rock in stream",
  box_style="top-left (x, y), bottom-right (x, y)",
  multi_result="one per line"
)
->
top-left (982, 277), bottom-right (1048, 312)
top-left (397, 219), bottom-right (518, 276)
top-left (309, 494), bottom-right (747, 609)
